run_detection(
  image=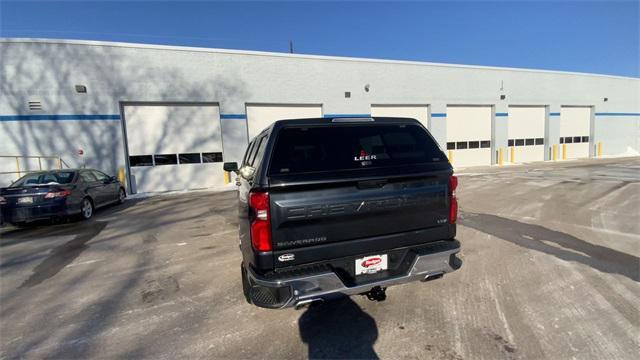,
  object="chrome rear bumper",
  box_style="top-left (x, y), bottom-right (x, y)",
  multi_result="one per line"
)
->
top-left (246, 242), bottom-right (461, 309)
